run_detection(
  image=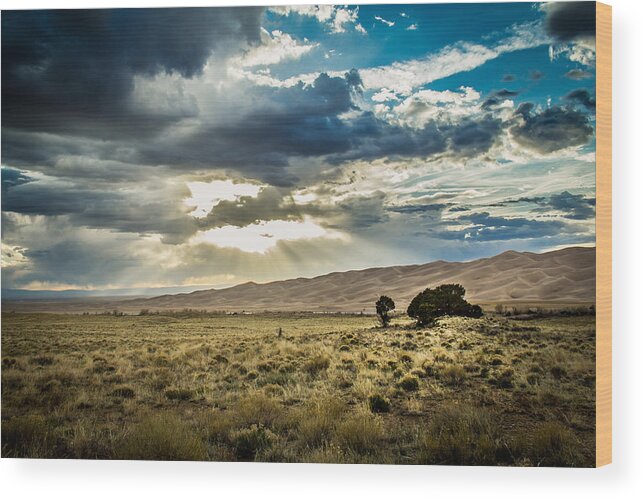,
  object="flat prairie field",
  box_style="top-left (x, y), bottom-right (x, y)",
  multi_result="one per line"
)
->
top-left (1, 312), bottom-right (596, 466)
